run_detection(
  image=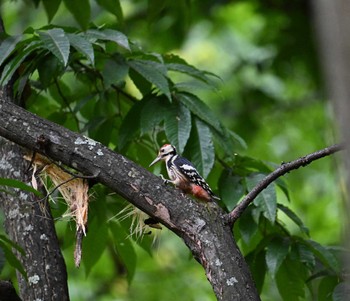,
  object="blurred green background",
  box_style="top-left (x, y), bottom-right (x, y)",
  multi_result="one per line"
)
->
top-left (0, 0), bottom-right (342, 300)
